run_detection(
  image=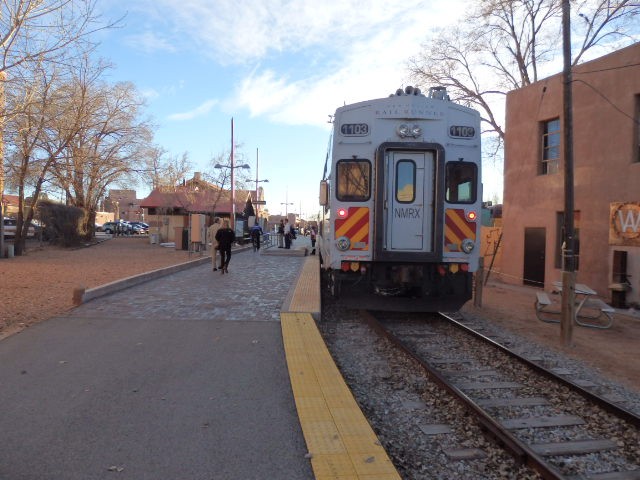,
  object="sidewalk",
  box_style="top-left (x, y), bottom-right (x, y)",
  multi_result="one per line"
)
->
top-left (0, 248), bottom-right (314, 480)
